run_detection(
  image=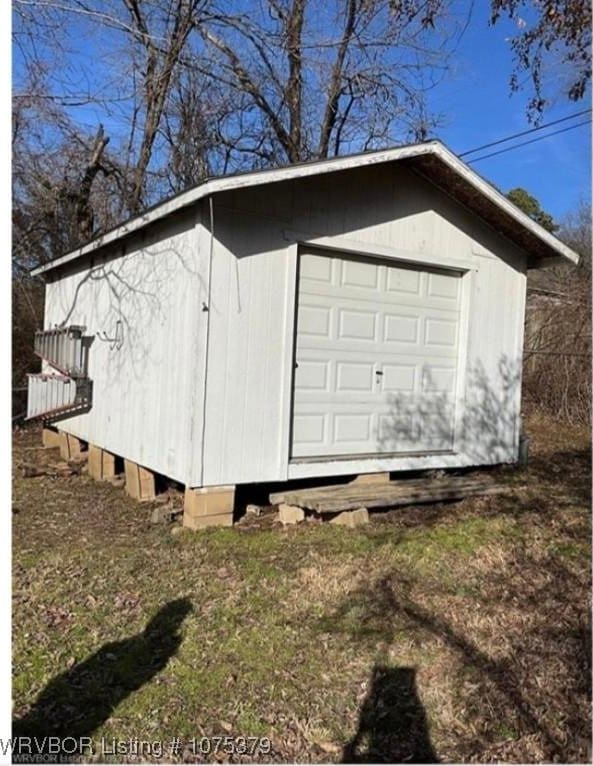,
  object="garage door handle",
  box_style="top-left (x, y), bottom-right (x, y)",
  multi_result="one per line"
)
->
top-left (375, 370), bottom-right (383, 376)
